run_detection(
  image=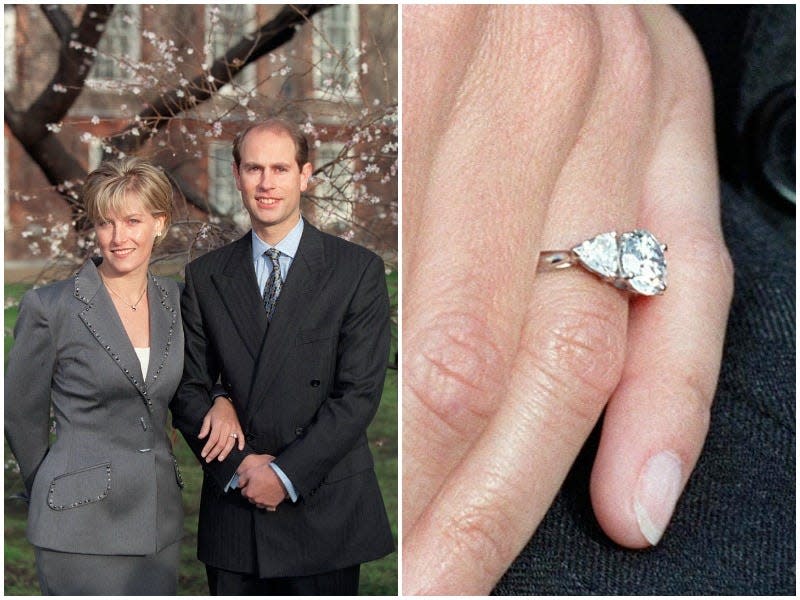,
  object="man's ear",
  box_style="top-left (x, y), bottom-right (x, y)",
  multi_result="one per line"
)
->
top-left (232, 162), bottom-right (243, 192)
top-left (299, 162), bottom-right (313, 192)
